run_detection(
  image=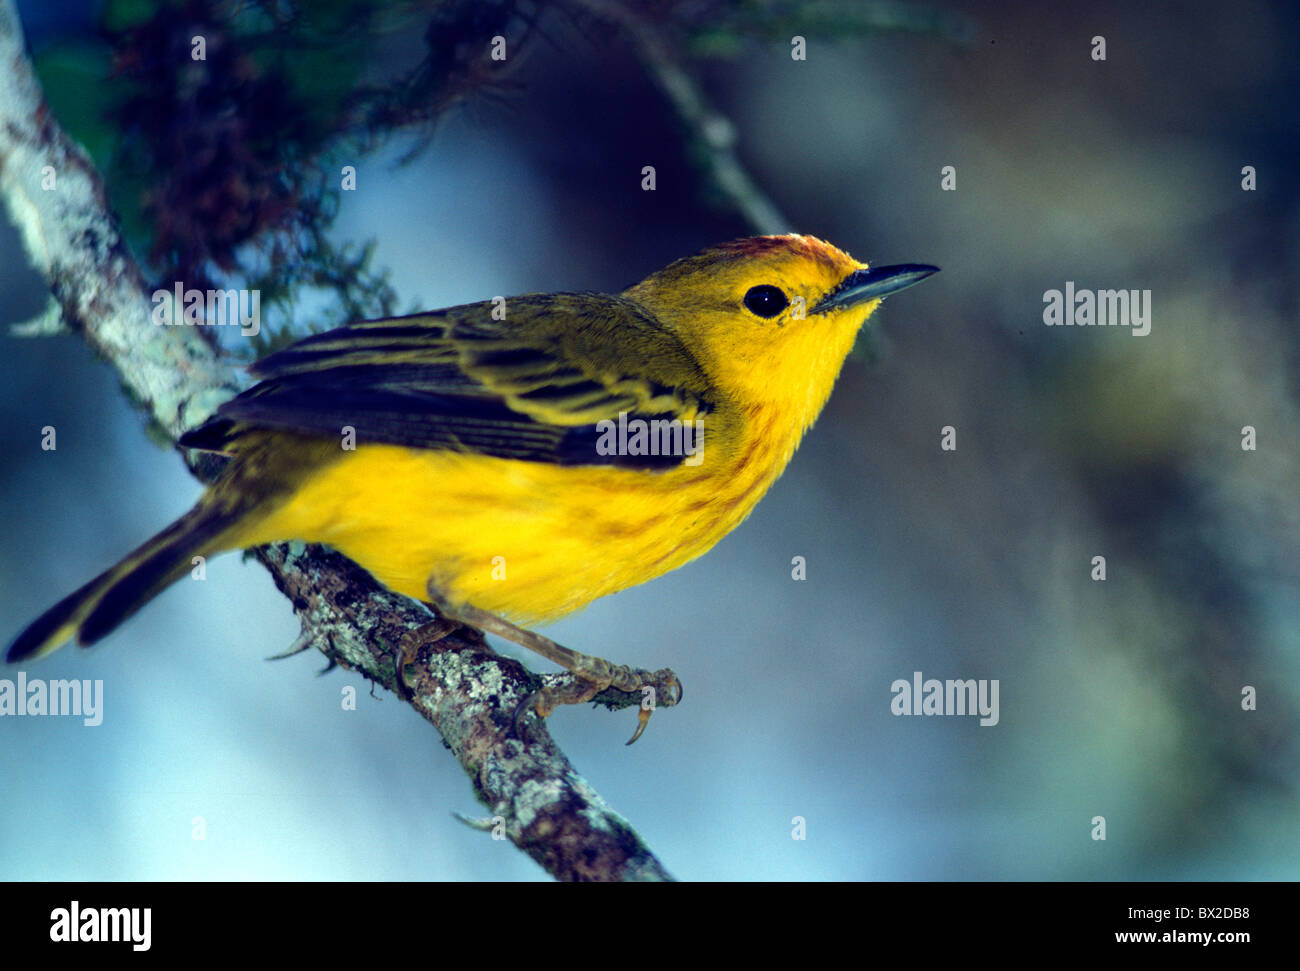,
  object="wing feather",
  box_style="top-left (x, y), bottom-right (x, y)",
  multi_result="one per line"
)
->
top-left (179, 294), bottom-right (711, 469)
